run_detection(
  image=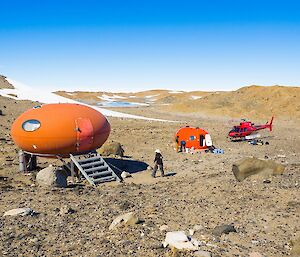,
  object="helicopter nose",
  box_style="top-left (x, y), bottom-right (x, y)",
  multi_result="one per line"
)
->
top-left (229, 132), bottom-right (235, 137)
